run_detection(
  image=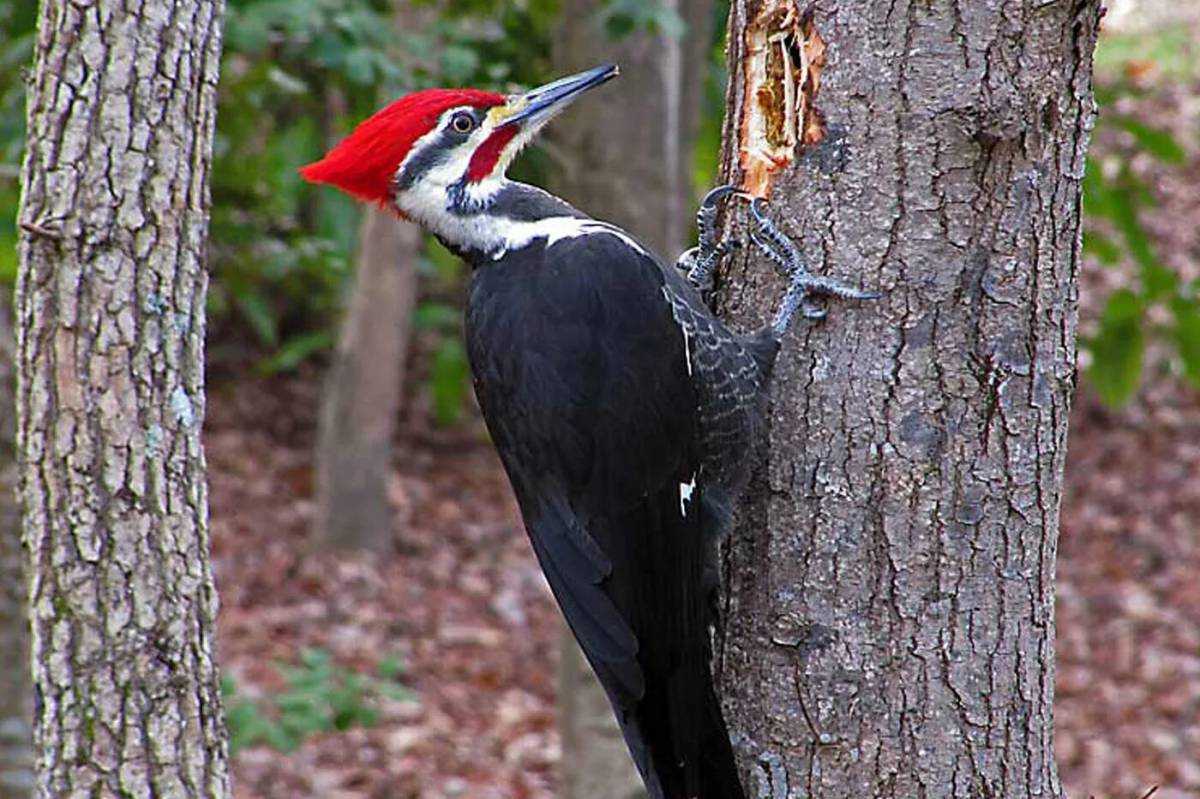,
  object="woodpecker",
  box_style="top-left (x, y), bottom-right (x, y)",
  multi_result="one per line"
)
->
top-left (302, 64), bottom-right (876, 799)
